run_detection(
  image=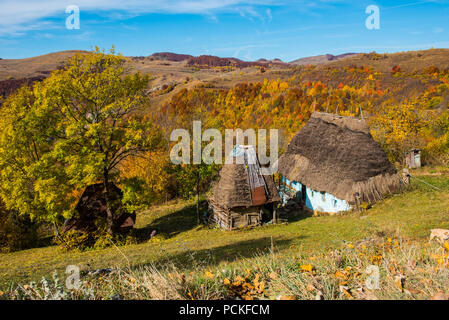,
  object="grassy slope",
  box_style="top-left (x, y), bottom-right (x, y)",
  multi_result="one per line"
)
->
top-left (1, 170), bottom-right (448, 289)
